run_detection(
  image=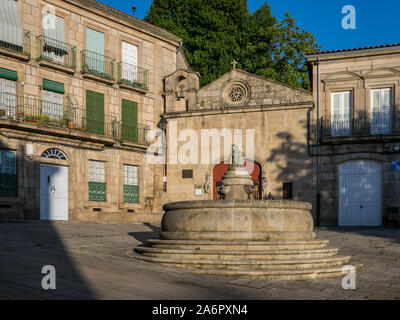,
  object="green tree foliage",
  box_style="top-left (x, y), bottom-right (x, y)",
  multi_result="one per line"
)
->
top-left (145, 0), bottom-right (320, 89)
